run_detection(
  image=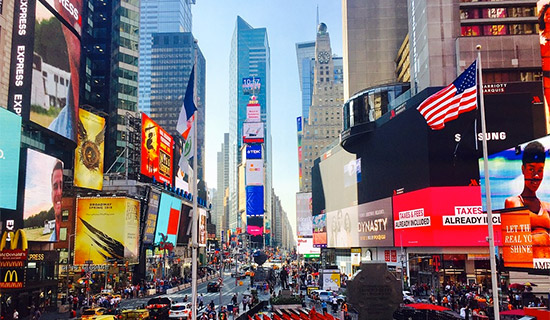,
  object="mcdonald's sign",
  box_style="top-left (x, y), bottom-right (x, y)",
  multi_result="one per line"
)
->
top-left (0, 269), bottom-right (23, 289)
top-left (0, 229), bottom-right (28, 261)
